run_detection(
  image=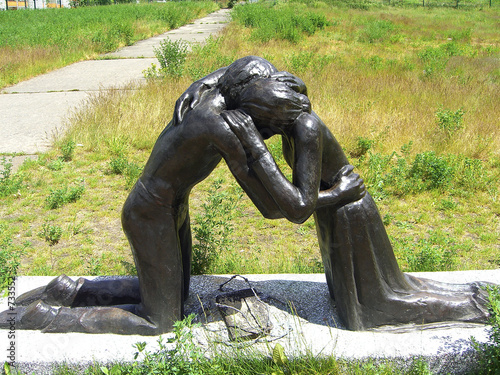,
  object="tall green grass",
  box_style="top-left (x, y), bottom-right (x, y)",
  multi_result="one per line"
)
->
top-left (0, 1), bottom-right (218, 88)
top-left (232, 2), bottom-right (329, 43)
